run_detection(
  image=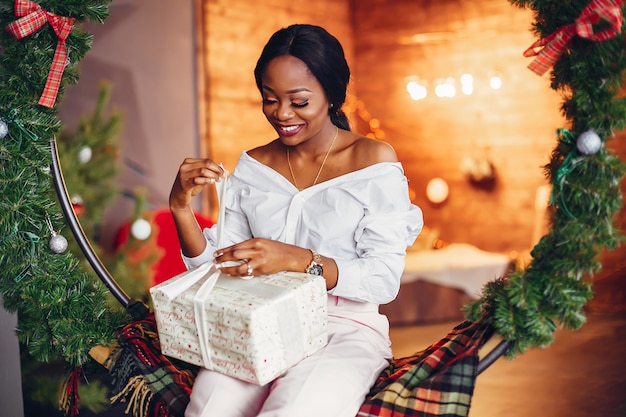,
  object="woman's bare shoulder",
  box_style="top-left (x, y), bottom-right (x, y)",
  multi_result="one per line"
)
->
top-left (247, 140), bottom-right (282, 165)
top-left (349, 135), bottom-right (398, 167)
